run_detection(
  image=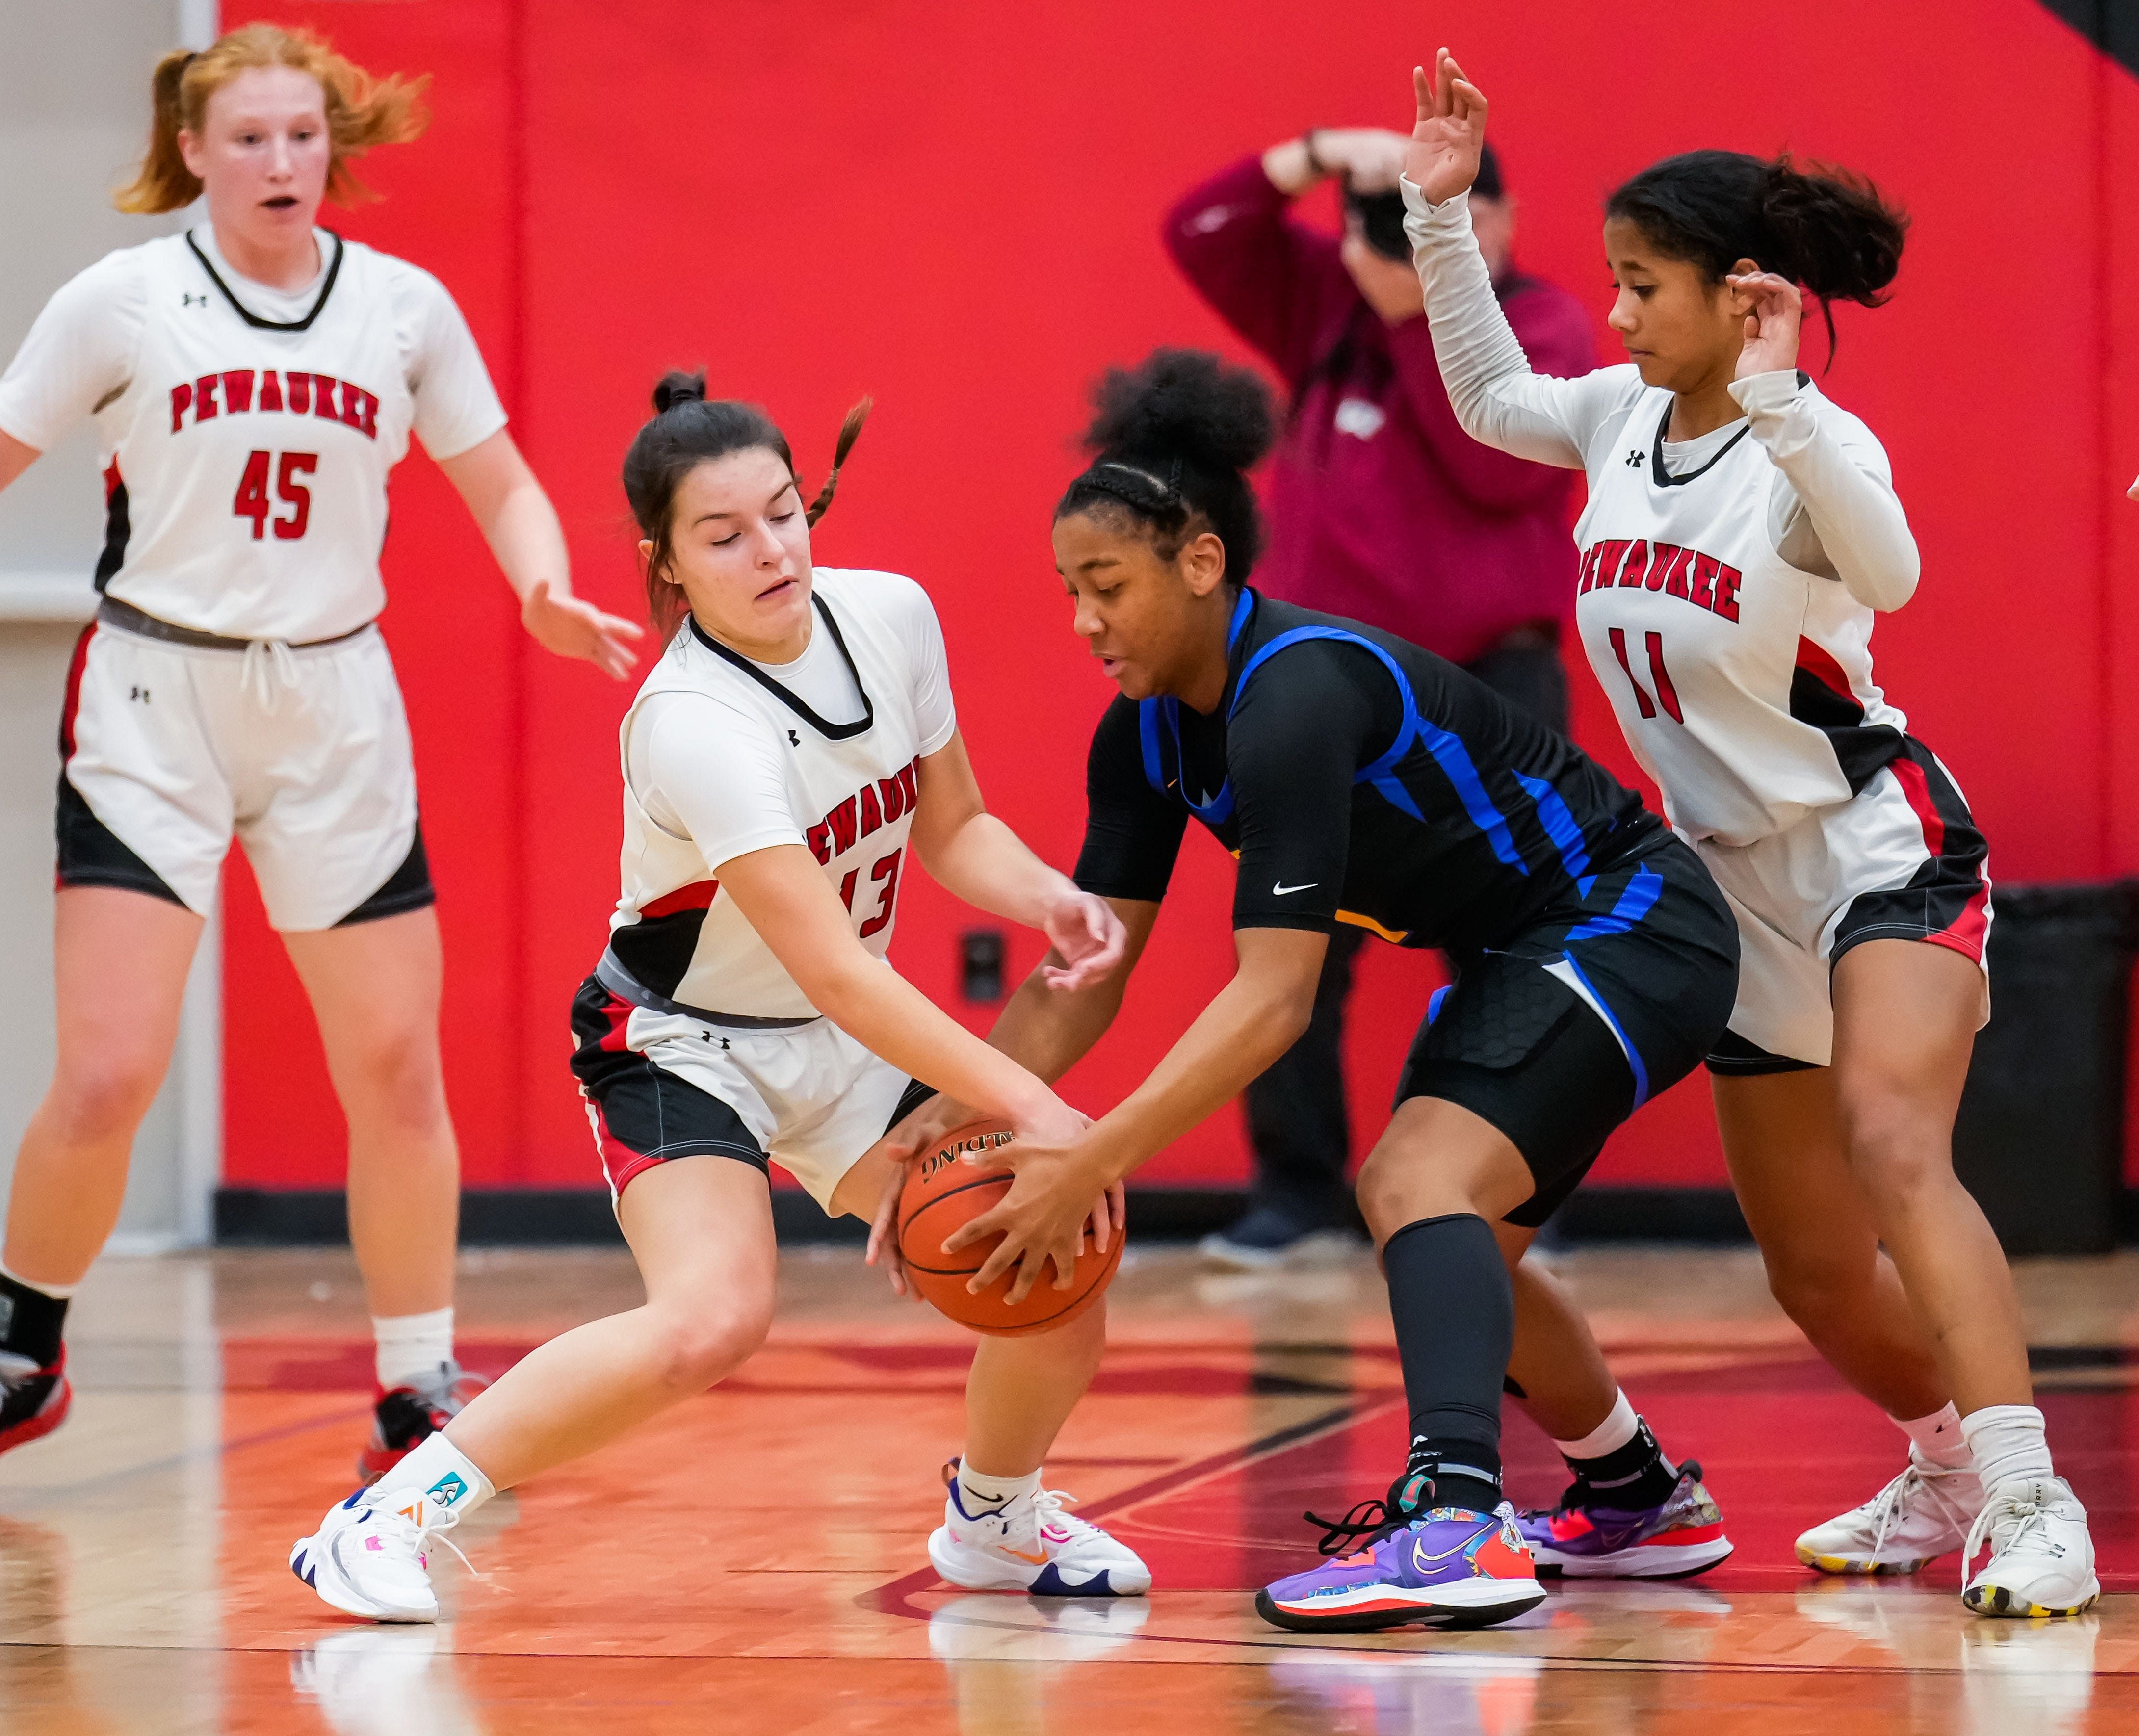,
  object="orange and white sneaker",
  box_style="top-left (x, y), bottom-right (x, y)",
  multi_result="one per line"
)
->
top-left (356, 1362), bottom-right (487, 1484)
top-left (927, 1459), bottom-right (1150, 1597)
top-left (291, 1483), bottom-right (474, 1624)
